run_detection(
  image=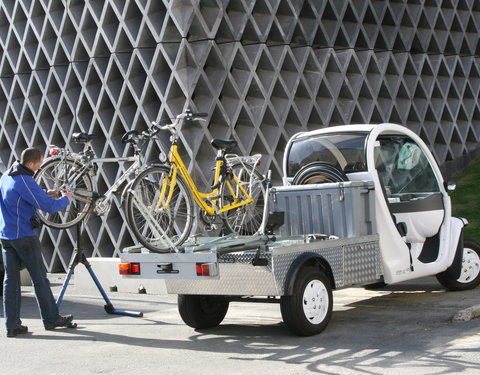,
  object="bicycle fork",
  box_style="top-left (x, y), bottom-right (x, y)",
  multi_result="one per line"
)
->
top-left (155, 166), bottom-right (177, 211)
